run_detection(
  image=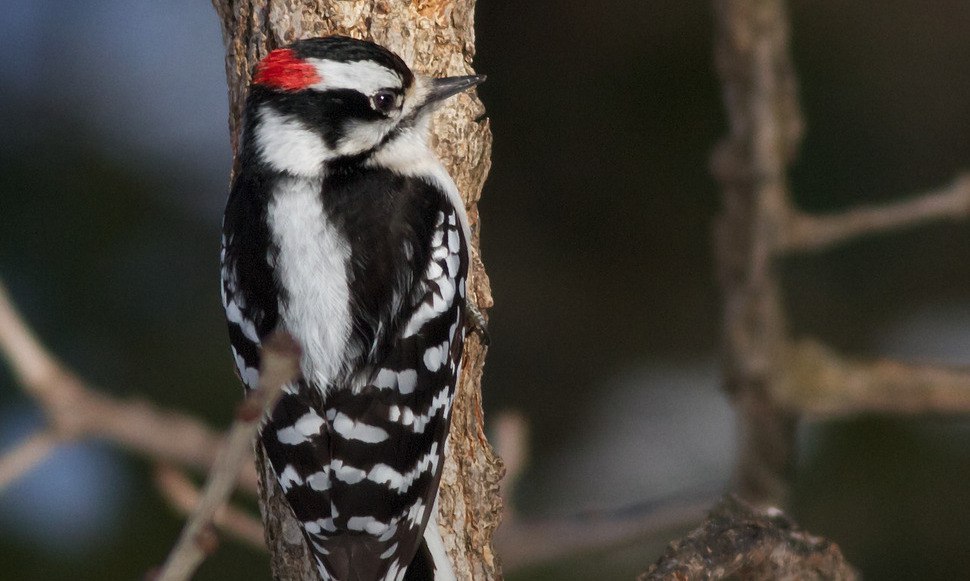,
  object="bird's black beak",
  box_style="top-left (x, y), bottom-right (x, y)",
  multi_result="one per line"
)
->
top-left (421, 74), bottom-right (486, 110)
